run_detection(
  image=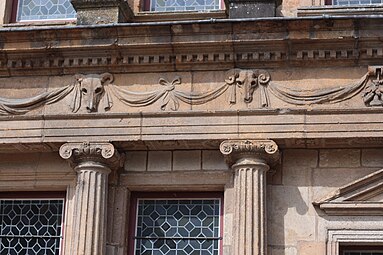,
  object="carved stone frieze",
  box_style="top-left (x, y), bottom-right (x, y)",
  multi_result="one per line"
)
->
top-left (1, 66), bottom-right (383, 116)
top-left (220, 139), bottom-right (280, 167)
top-left (363, 66), bottom-right (383, 106)
top-left (59, 142), bottom-right (123, 170)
